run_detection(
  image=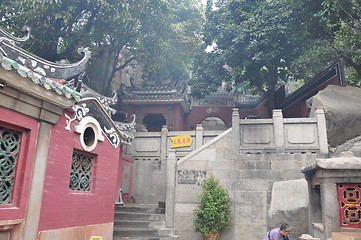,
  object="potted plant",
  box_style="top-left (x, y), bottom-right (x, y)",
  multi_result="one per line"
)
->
top-left (194, 176), bottom-right (232, 240)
